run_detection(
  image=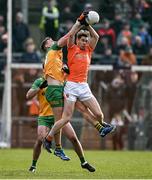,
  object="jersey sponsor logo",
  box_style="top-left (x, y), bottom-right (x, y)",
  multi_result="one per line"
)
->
top-left (75, 53), bottom-right (89, 60)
